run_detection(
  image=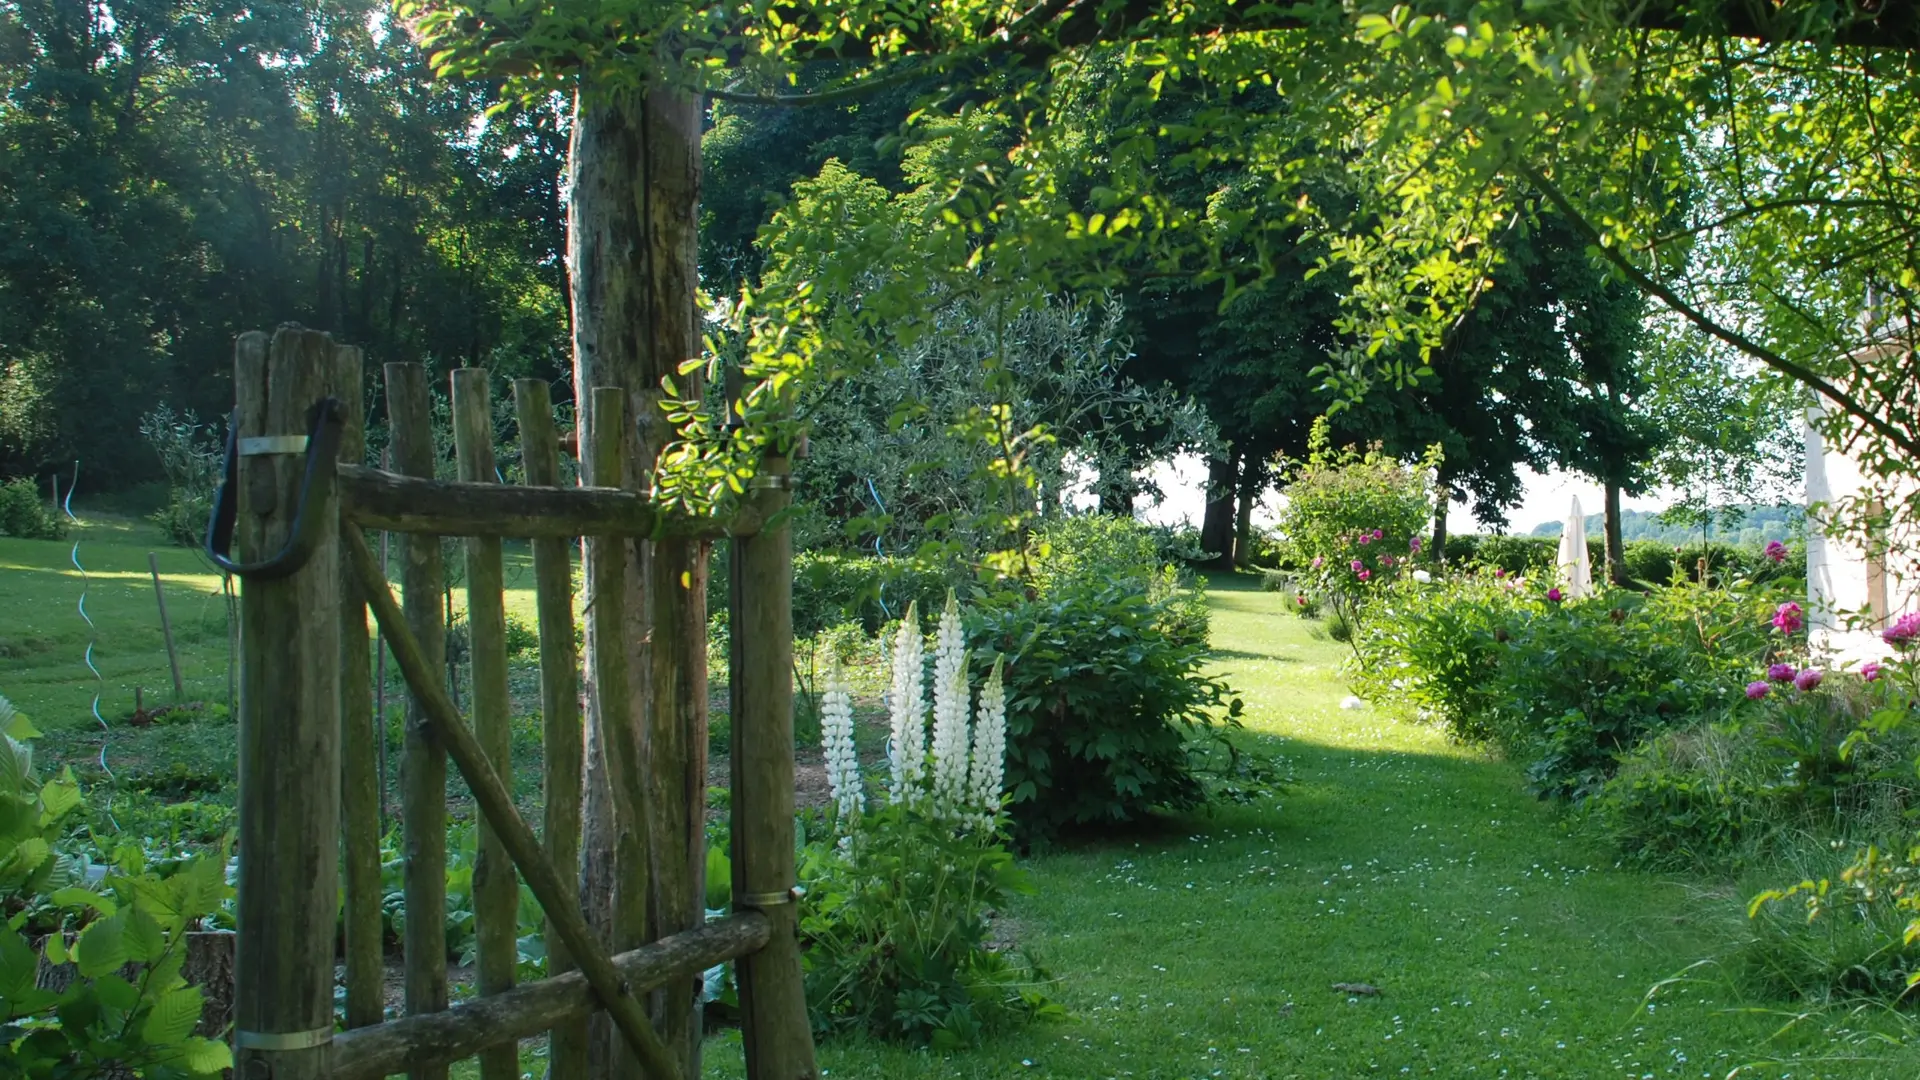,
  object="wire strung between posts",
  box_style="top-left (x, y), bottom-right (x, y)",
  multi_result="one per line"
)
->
top-left (64, 462), bottom-right (116, 827)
